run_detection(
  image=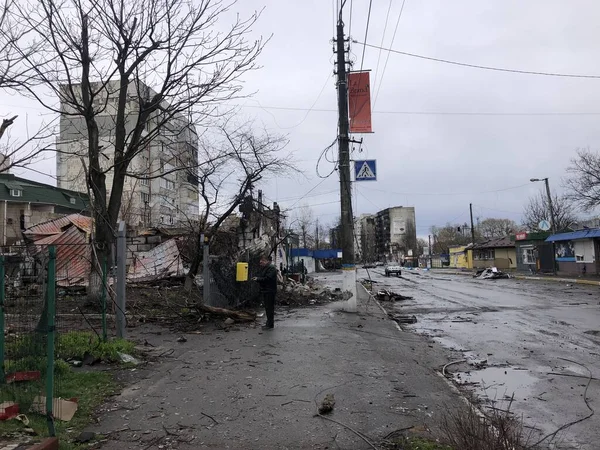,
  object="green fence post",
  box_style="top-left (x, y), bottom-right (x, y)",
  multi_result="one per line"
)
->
top-left (46, 246), bottom-right (56, 437)
top-left (102, 256), bottom-right (108, 342)
top-left (0, 256), bottom-right (5, 383)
